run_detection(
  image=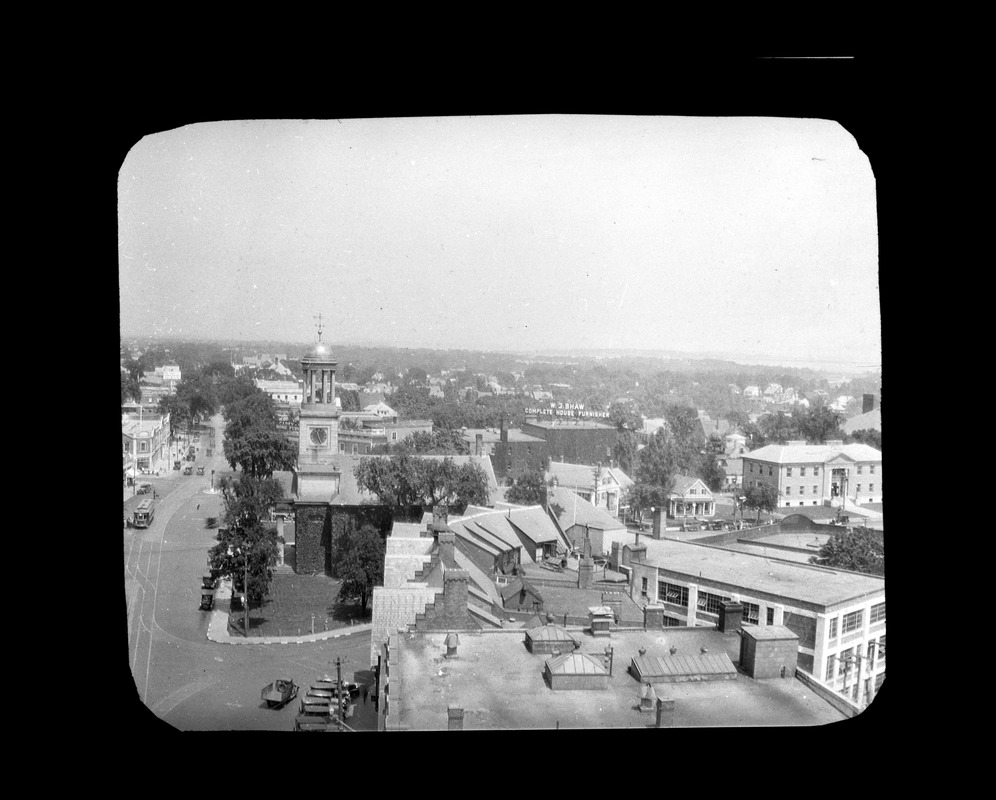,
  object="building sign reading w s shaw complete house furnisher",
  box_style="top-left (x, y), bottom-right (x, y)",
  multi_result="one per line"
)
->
top-left (524, 402), bottom-right (610, 419)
